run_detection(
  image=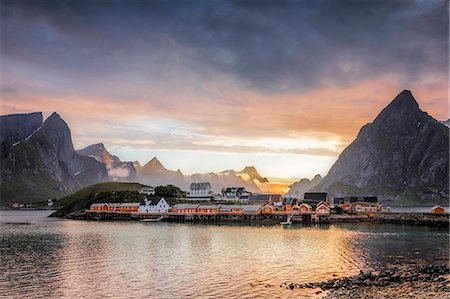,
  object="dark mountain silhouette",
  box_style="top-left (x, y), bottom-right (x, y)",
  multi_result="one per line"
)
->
top-left (316, 90), bottom-right (449, 205)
